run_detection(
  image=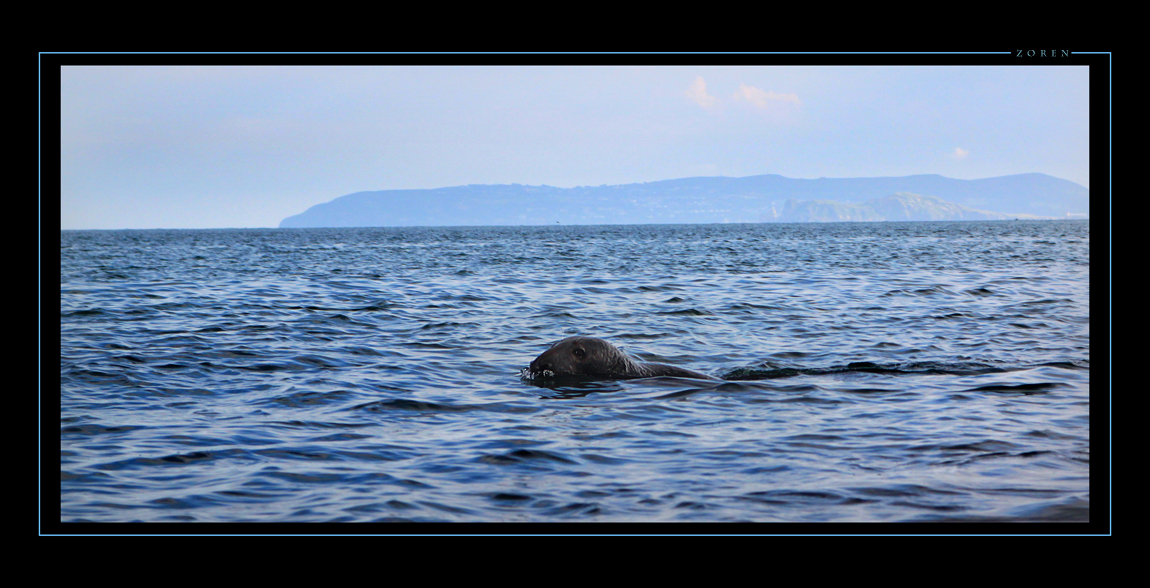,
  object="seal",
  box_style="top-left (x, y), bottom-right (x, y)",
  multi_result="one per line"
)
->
top-left (524, 336), bottom-right (718, 381)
